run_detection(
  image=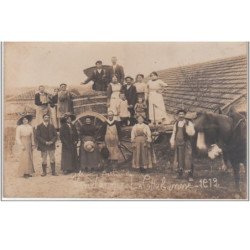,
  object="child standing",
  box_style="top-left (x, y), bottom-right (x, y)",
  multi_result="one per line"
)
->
top-left (134, 97), bottom-right (147, 120)
top-left (118, 93), bottom-right (130, 126)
